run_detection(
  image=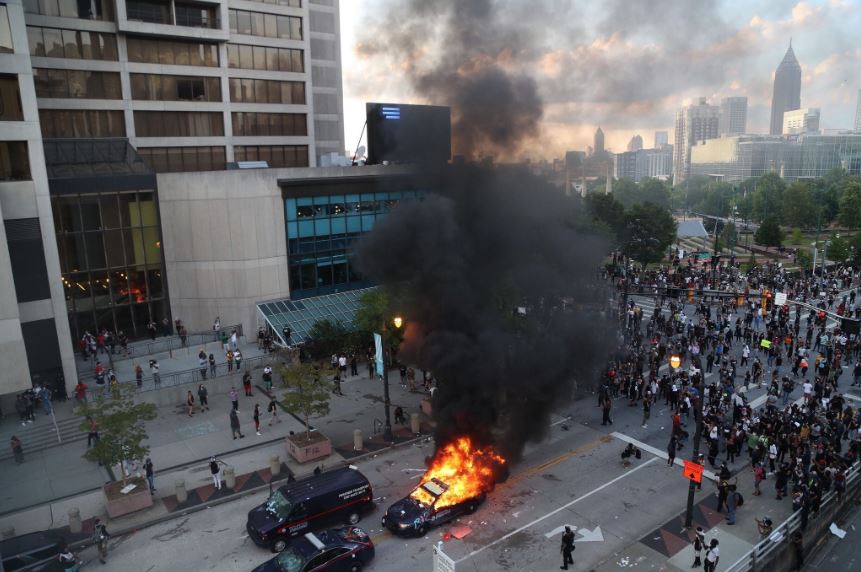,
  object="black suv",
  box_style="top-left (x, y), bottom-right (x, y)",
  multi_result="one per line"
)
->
top-left (251, 527), bottom-right (374, 572)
